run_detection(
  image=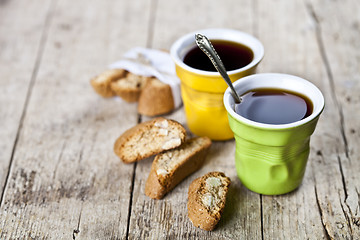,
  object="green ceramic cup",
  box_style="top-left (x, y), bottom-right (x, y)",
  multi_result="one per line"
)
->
top-left (223, 73), bottom-right (325, 195)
